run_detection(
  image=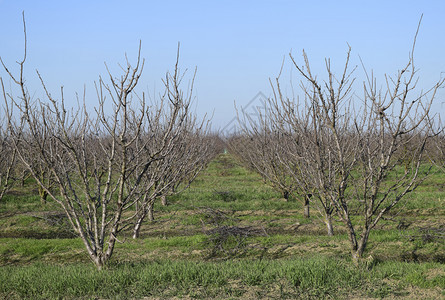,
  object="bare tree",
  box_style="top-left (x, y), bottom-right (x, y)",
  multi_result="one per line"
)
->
top-left (136, 131), bottom-right (221, 229)
top-left (1, 14), bottom-right (195, 269)
top-left (130, 72), bottom-right (216, 238)
top-left (348, 31), bottom-right (443, 261)
top-left (229, 108), bottom-right (312, 217)
top-left (265, 18), bottom-right (443, 261)
top-left (434, 133), bottom-right (445, 168)
top-left (156, 122), bottom-right (218, 208)
top-left (428, 118), bottom-right (445, 171)
top-left (264, 48), bottom-right (358, 236)
top-left (228, 130), bottom-right (297, 202)
top-left (0, 99), bottom-right (17, 201)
